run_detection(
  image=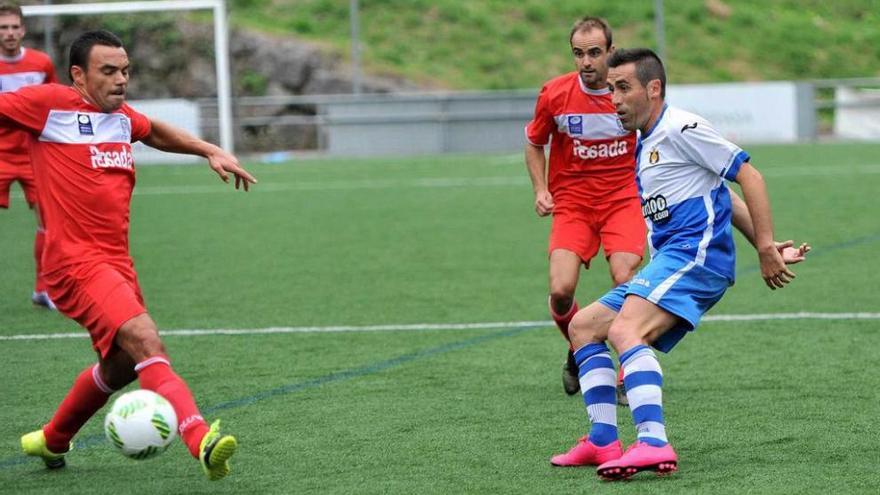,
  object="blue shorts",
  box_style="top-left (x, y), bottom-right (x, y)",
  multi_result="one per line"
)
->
top-left (598, 251), bottom-right (732, 352)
